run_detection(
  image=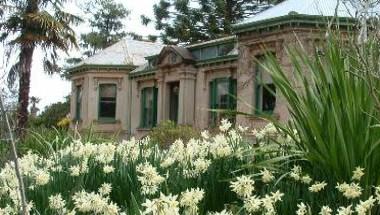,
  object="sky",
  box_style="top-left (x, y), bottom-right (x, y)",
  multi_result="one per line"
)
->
top-left (2, 0), bottom-right (160, 111)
